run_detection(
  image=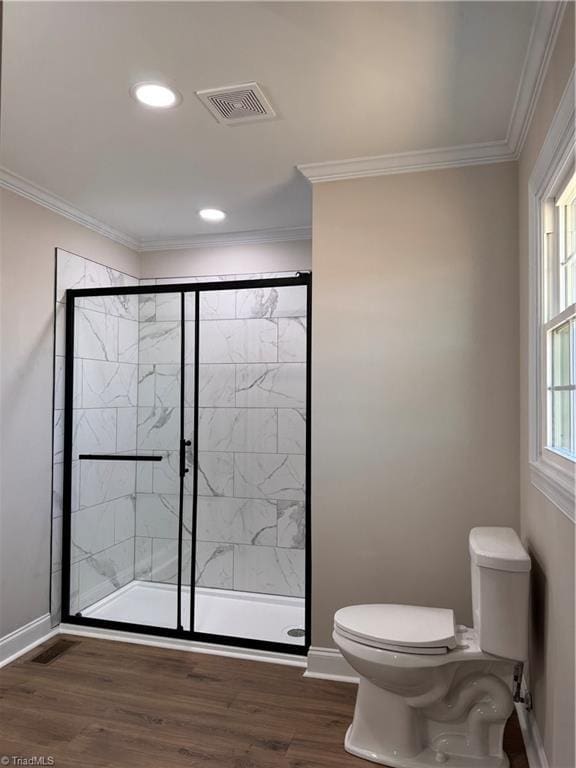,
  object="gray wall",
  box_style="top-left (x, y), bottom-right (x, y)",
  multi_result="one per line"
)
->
top-left (518, 6), bottom-right (575, 767)
top-left (0, 189), bottom-right (140, 639)
top-left (311, 161), bottom-right (520, 647)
